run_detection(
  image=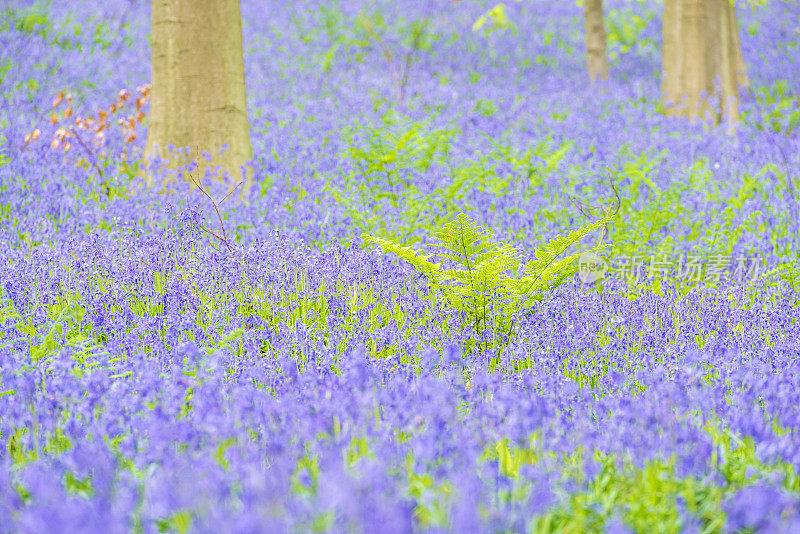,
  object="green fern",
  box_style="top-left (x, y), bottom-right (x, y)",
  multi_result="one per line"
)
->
top-left (428, 215), bottom-right (519, 328)
top-left (362, 234), bottom-right (440, 278)
top-left (518, 212), bottom-right (615, 297)
top-left (363, 210), bottom-right (613, 352)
